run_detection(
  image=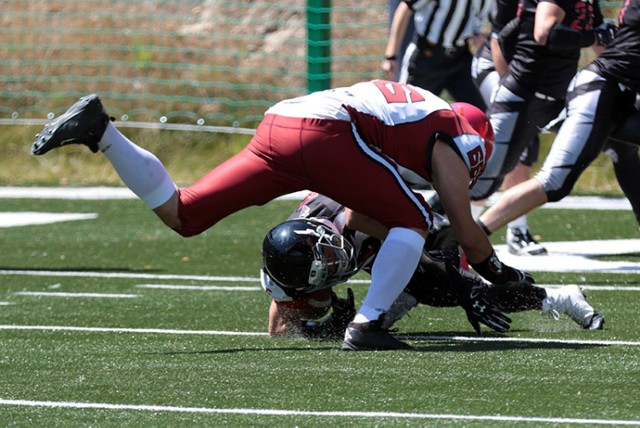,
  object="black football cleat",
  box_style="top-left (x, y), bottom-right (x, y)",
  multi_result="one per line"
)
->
top-left (32, 94), bottom-right (112, 155)
top-left (341, 316), bottom-right (414, 351)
